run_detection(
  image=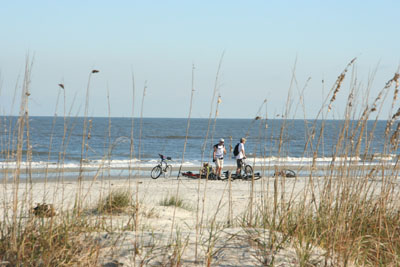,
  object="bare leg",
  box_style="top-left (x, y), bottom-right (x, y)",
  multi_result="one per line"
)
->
top-left (236, 168), bottom-right (241, 176)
